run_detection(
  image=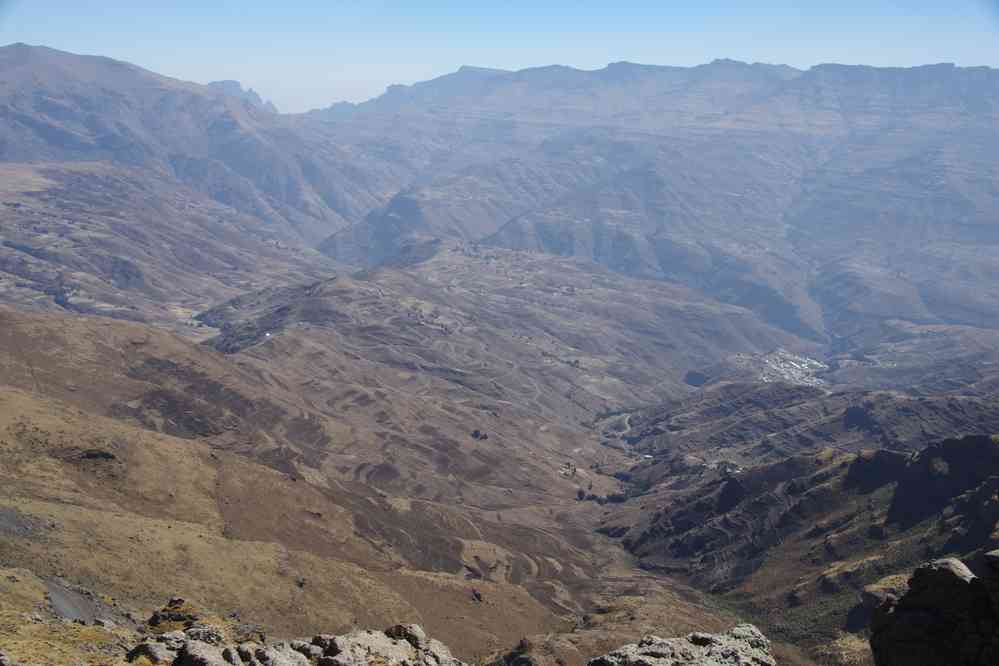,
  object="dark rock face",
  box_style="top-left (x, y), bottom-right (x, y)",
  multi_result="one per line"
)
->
top-left (870, 557), bottom-right (999, 665)
top-left (587, 624), bottom-right (776, 666)
top-left (887, 435), bottom-right (999, 528)
top-left (842, 449), bottom-right (909, 493)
